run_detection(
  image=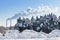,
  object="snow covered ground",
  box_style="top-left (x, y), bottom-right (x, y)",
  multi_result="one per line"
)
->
top-left (0, 29), bottom-right (60, 40)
